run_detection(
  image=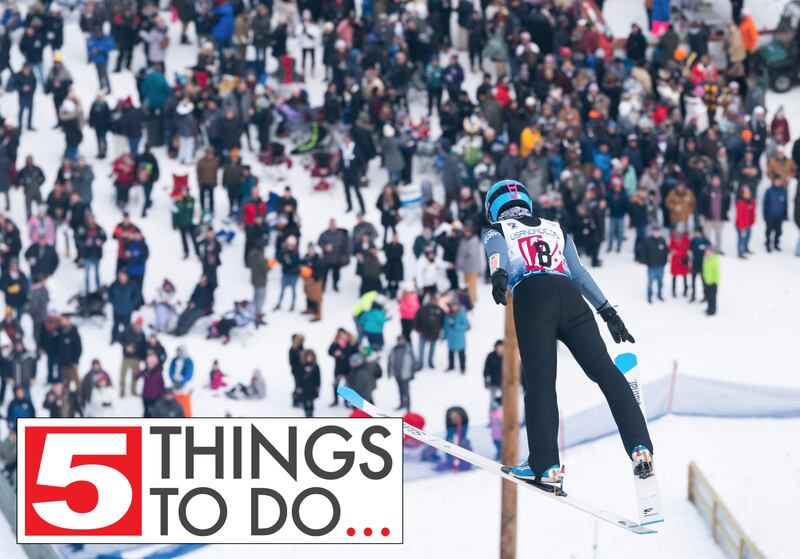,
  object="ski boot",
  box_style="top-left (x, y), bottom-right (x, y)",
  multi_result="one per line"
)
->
top-left (631, 445), bottom-right (654, 479)
top-left (503, 460), bottom-right (565, 495)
